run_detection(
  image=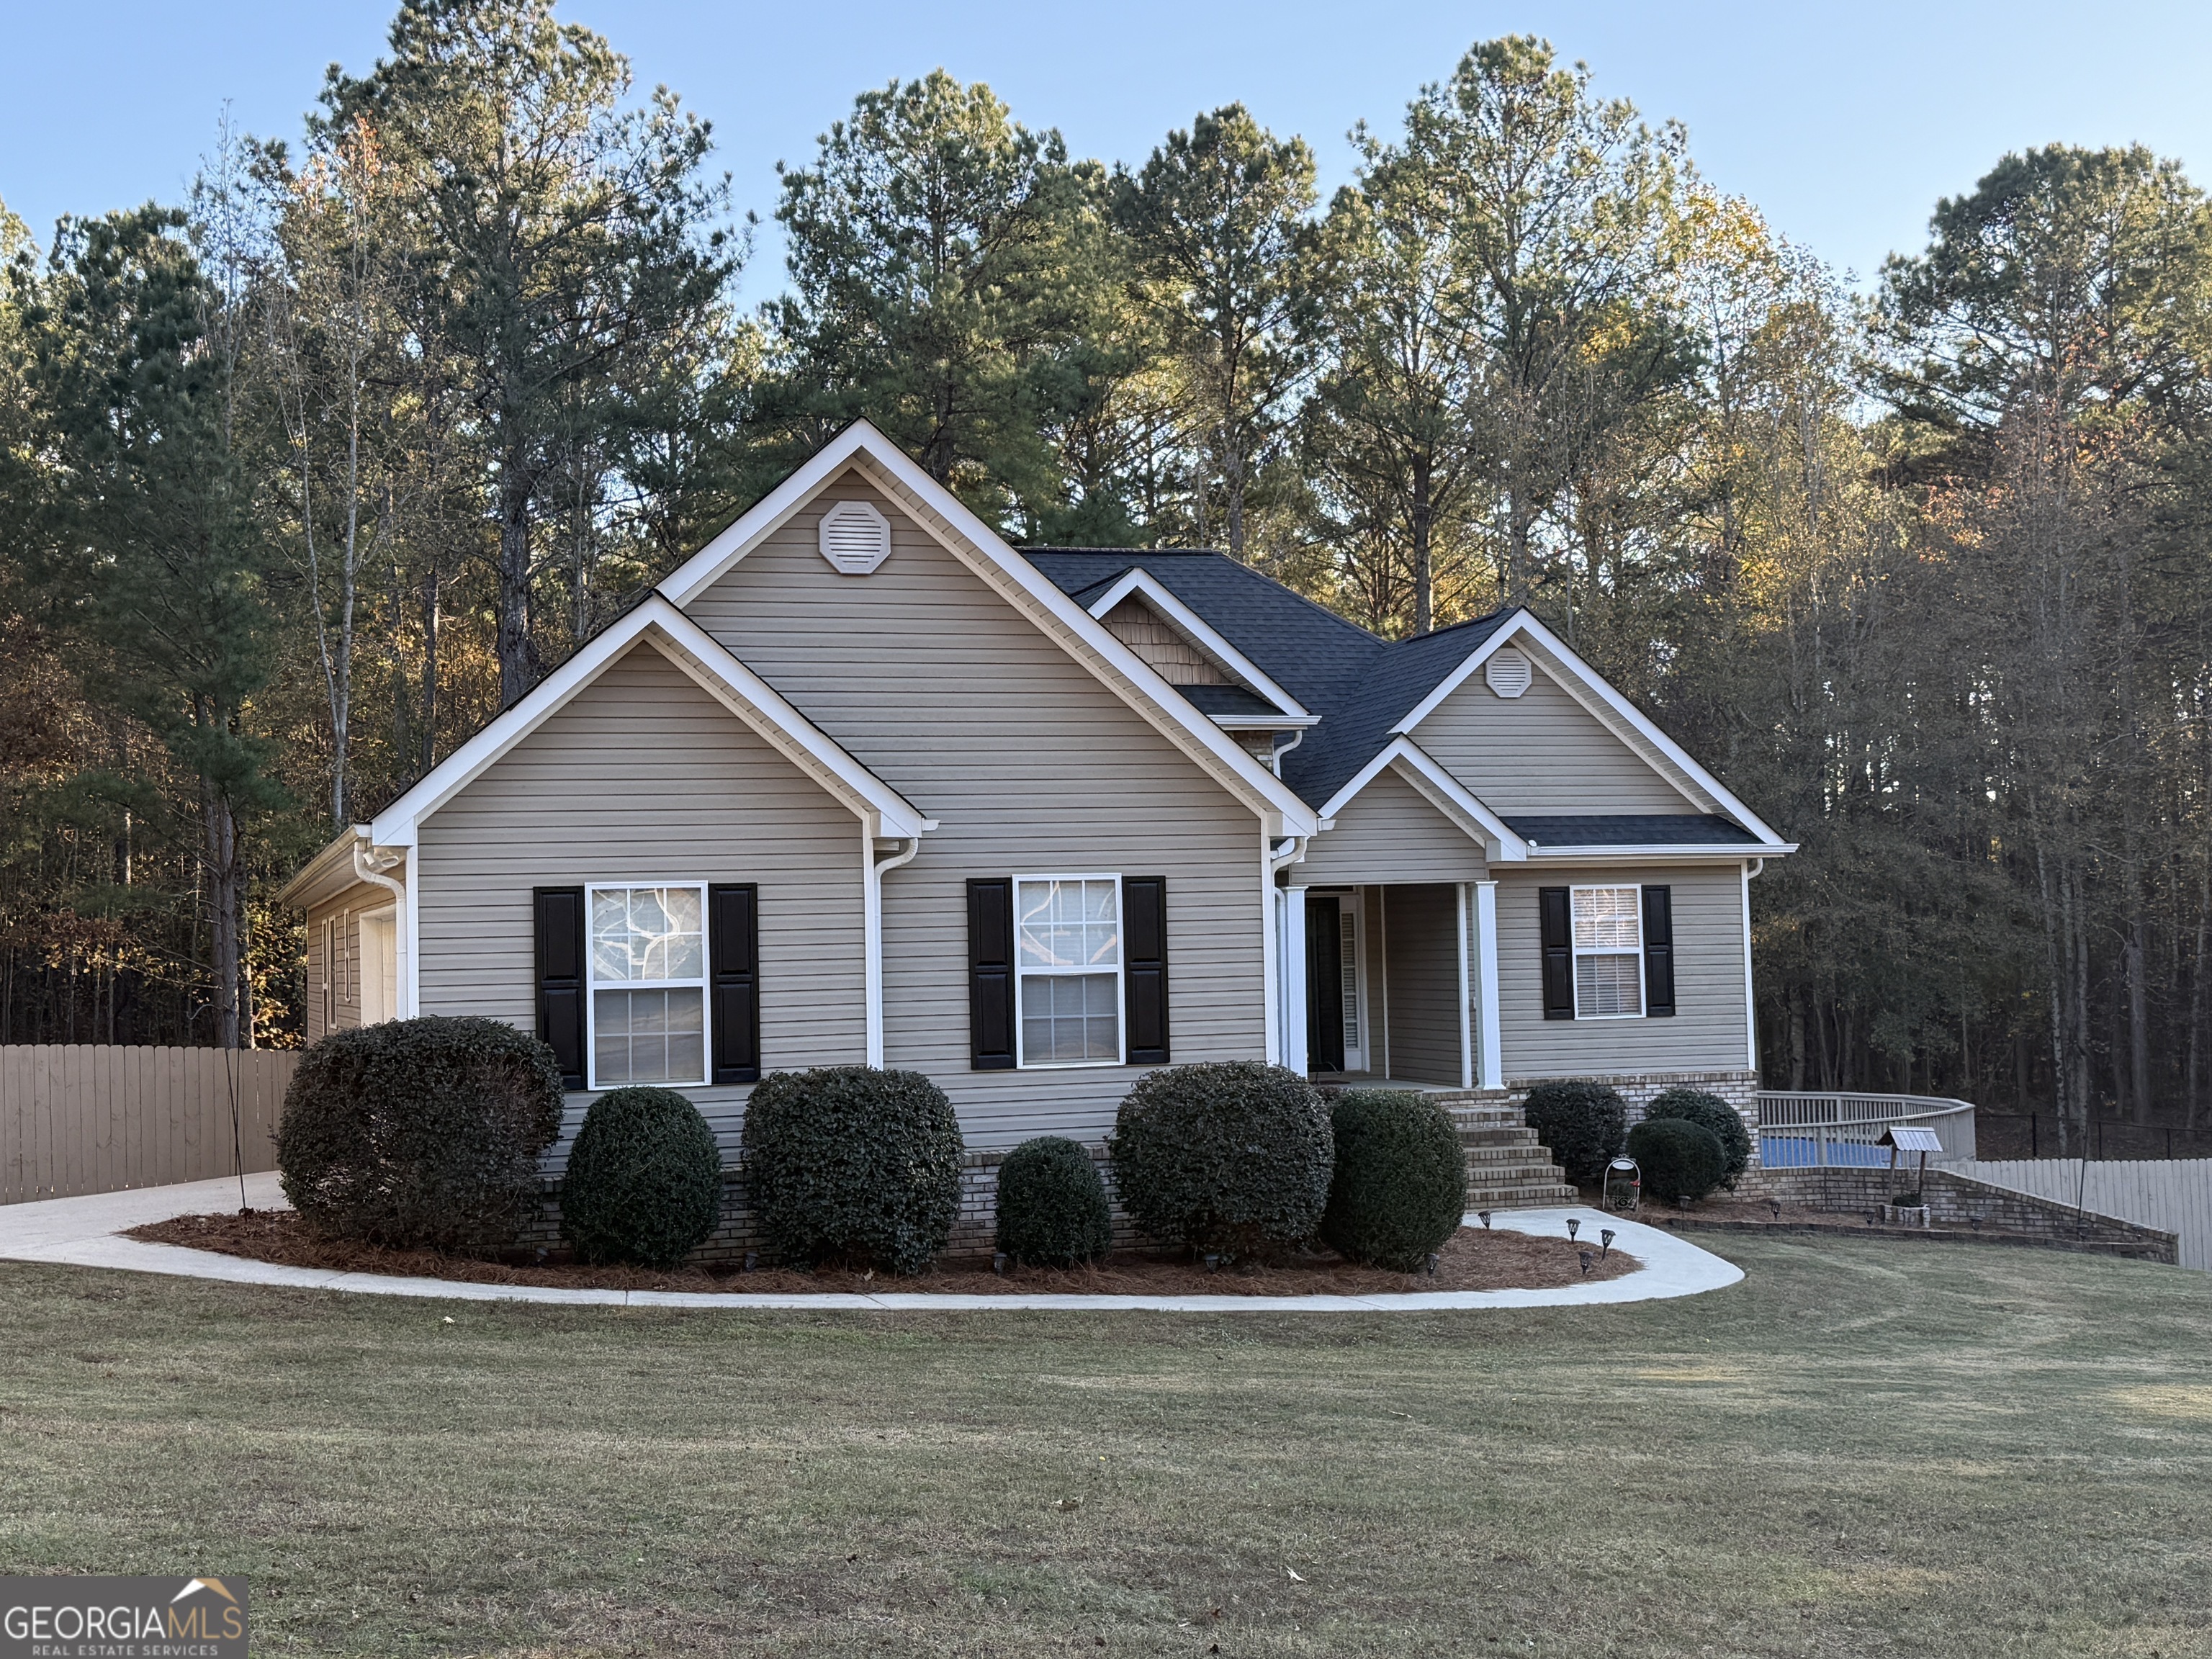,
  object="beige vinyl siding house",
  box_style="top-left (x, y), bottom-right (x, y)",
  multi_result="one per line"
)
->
top-left (683, 475), bottom-right (1269, 1146)
top-left (279, 419), bottom-right (1794, 1182)
top-left (1493, 864), bottom-right (1752, 1079)
top-left (1296, 767), bottom-right (1488, 886)
top-left (1411, 666), bottom-right (1693, 816)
